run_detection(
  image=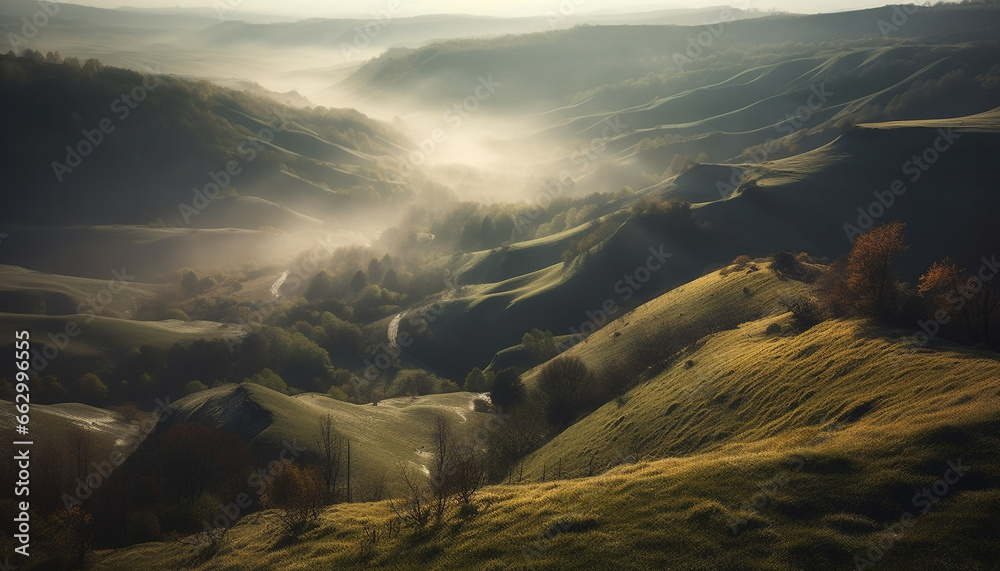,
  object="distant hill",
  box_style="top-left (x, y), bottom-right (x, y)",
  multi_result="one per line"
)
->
top-left (340, 4), bottom-right (1000, 194)
top-left (0, 264), bottom-right (164, 317)
top-left (0, 54), bottom-right (407, 229)
top-left (341, 4), bottom-right (1000, 115)
top-left (392, 109), bottom-right (1000, 379)
top-left (0, 54), bottom-right (412, 277)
